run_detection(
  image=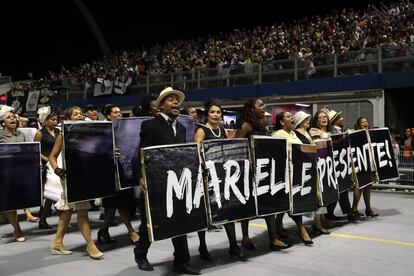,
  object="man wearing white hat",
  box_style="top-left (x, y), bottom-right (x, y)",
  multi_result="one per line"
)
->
top-left (325, 109), bottom-right (356, 222)
top-left (134, 87), bottom-right (201, 275)
top-left (328, 109), bottom-right (344, 134)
